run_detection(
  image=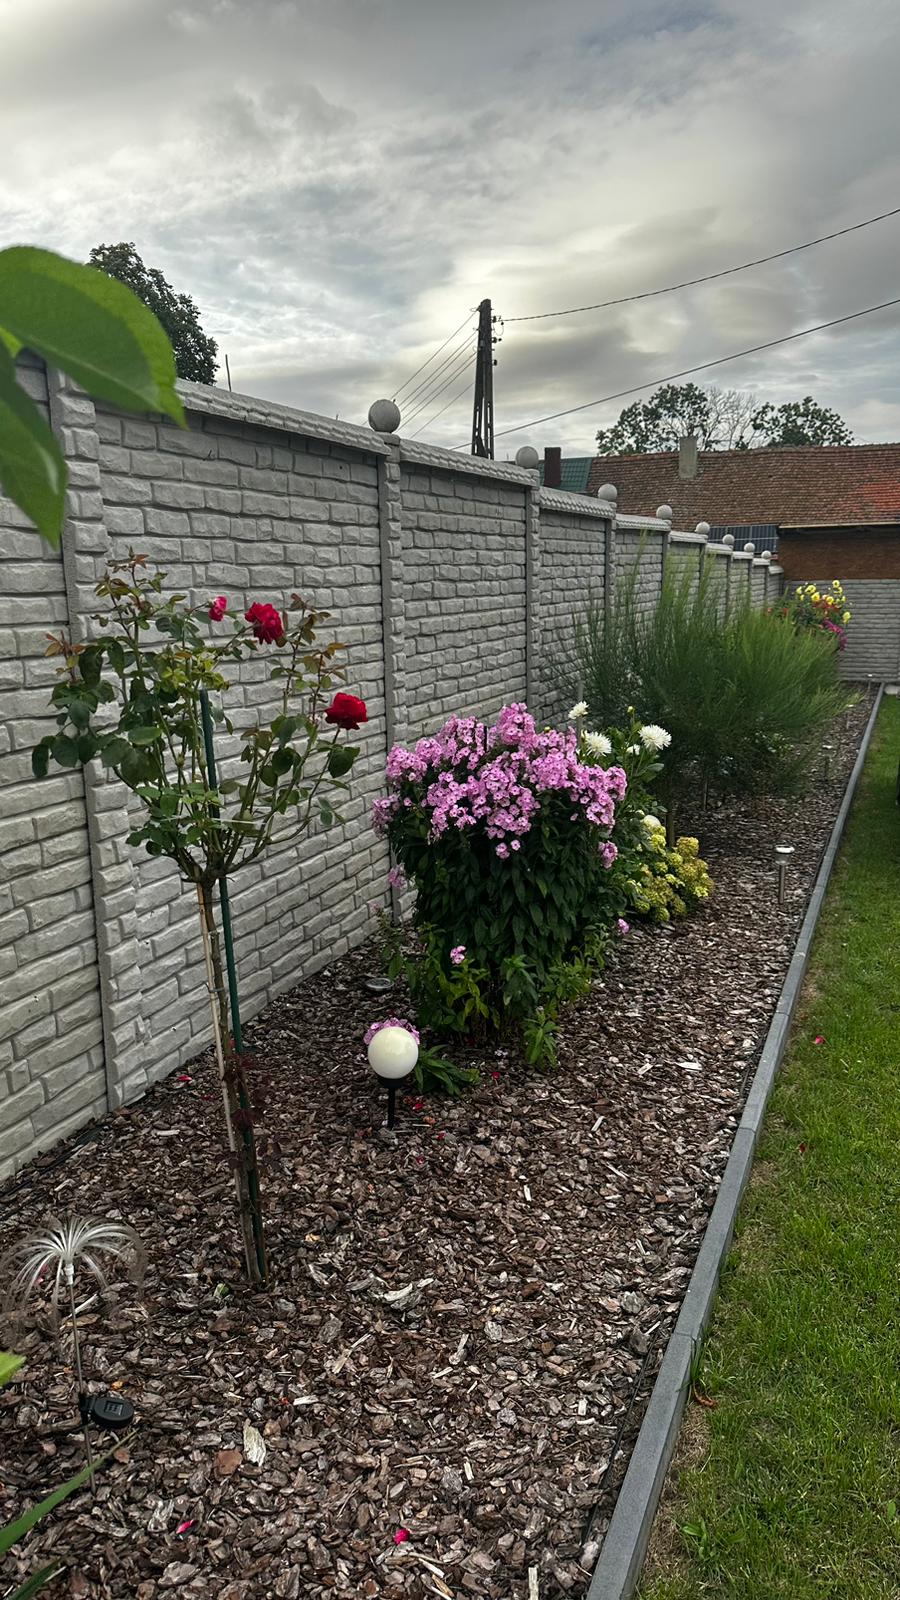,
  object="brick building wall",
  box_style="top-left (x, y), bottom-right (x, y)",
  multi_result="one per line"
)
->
top-left (777, 527), bottom-right (900, 580)
top-left (0, 372), bottom-right (775, 1177)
